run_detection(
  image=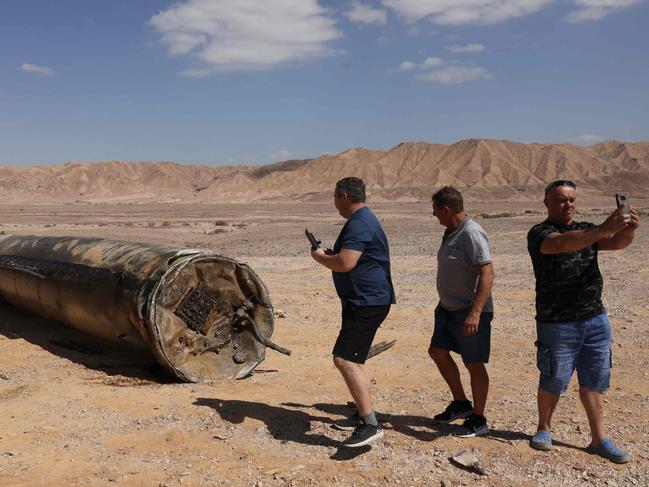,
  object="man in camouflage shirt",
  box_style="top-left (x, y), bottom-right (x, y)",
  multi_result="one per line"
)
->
top-left (527, 180), bottom-right (639, 463)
